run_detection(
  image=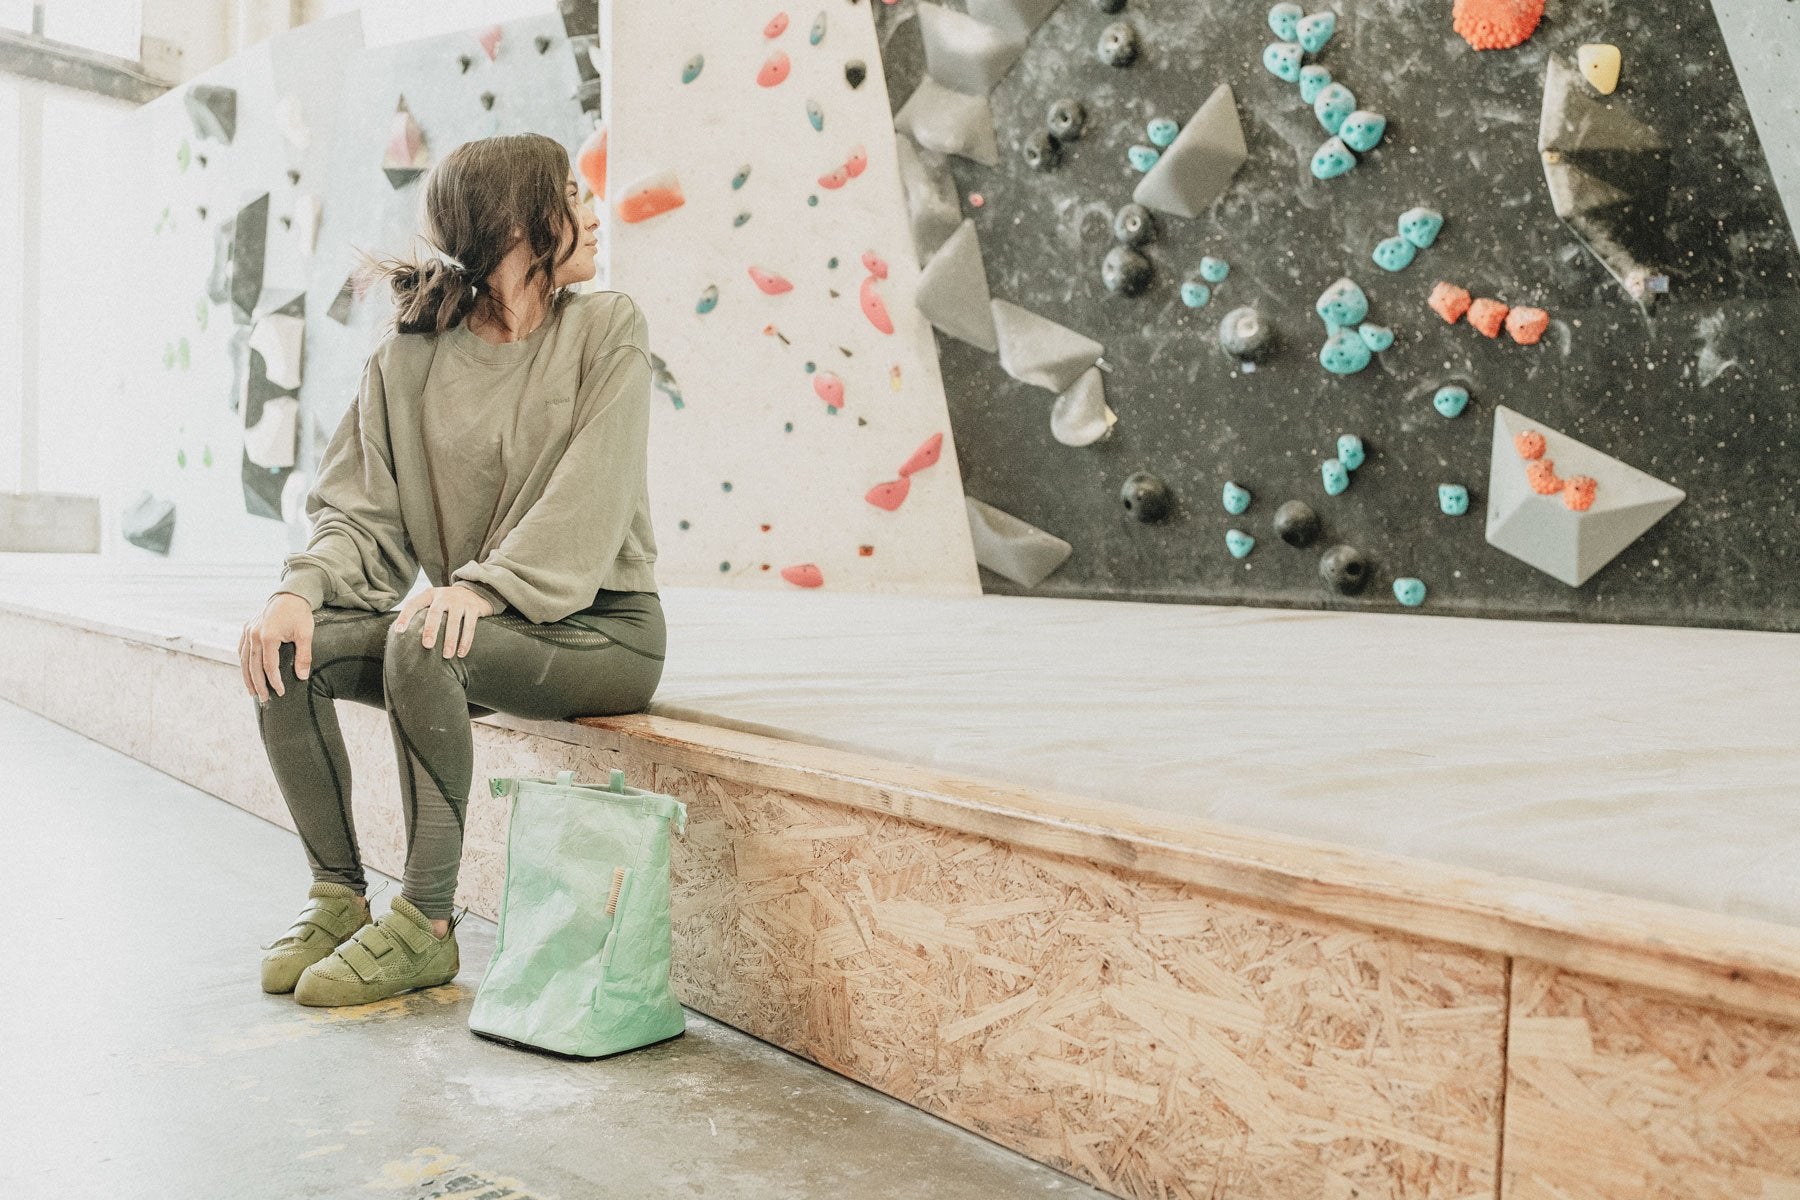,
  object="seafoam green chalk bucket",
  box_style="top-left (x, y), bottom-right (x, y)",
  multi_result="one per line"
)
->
top-left (468, 767), bottom-right (688, 1059)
